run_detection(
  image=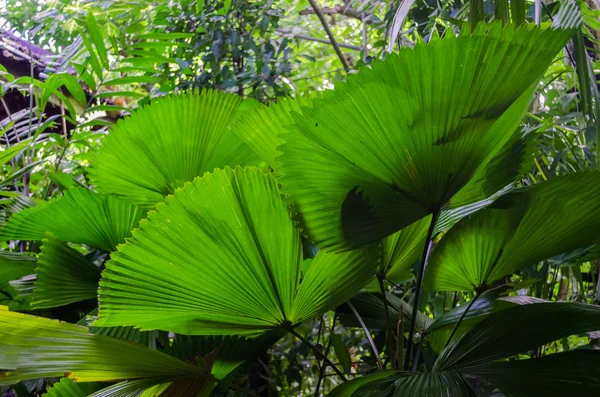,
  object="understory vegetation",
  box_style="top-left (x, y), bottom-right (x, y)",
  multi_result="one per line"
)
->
top-left (2, 0), bottom-right (600, 396)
